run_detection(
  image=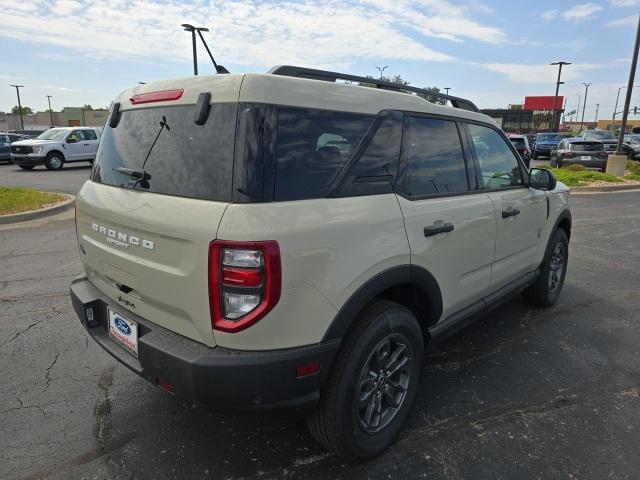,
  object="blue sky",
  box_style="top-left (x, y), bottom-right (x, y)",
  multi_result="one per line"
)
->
top-left (0, 0), bottom-right (638, 121)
